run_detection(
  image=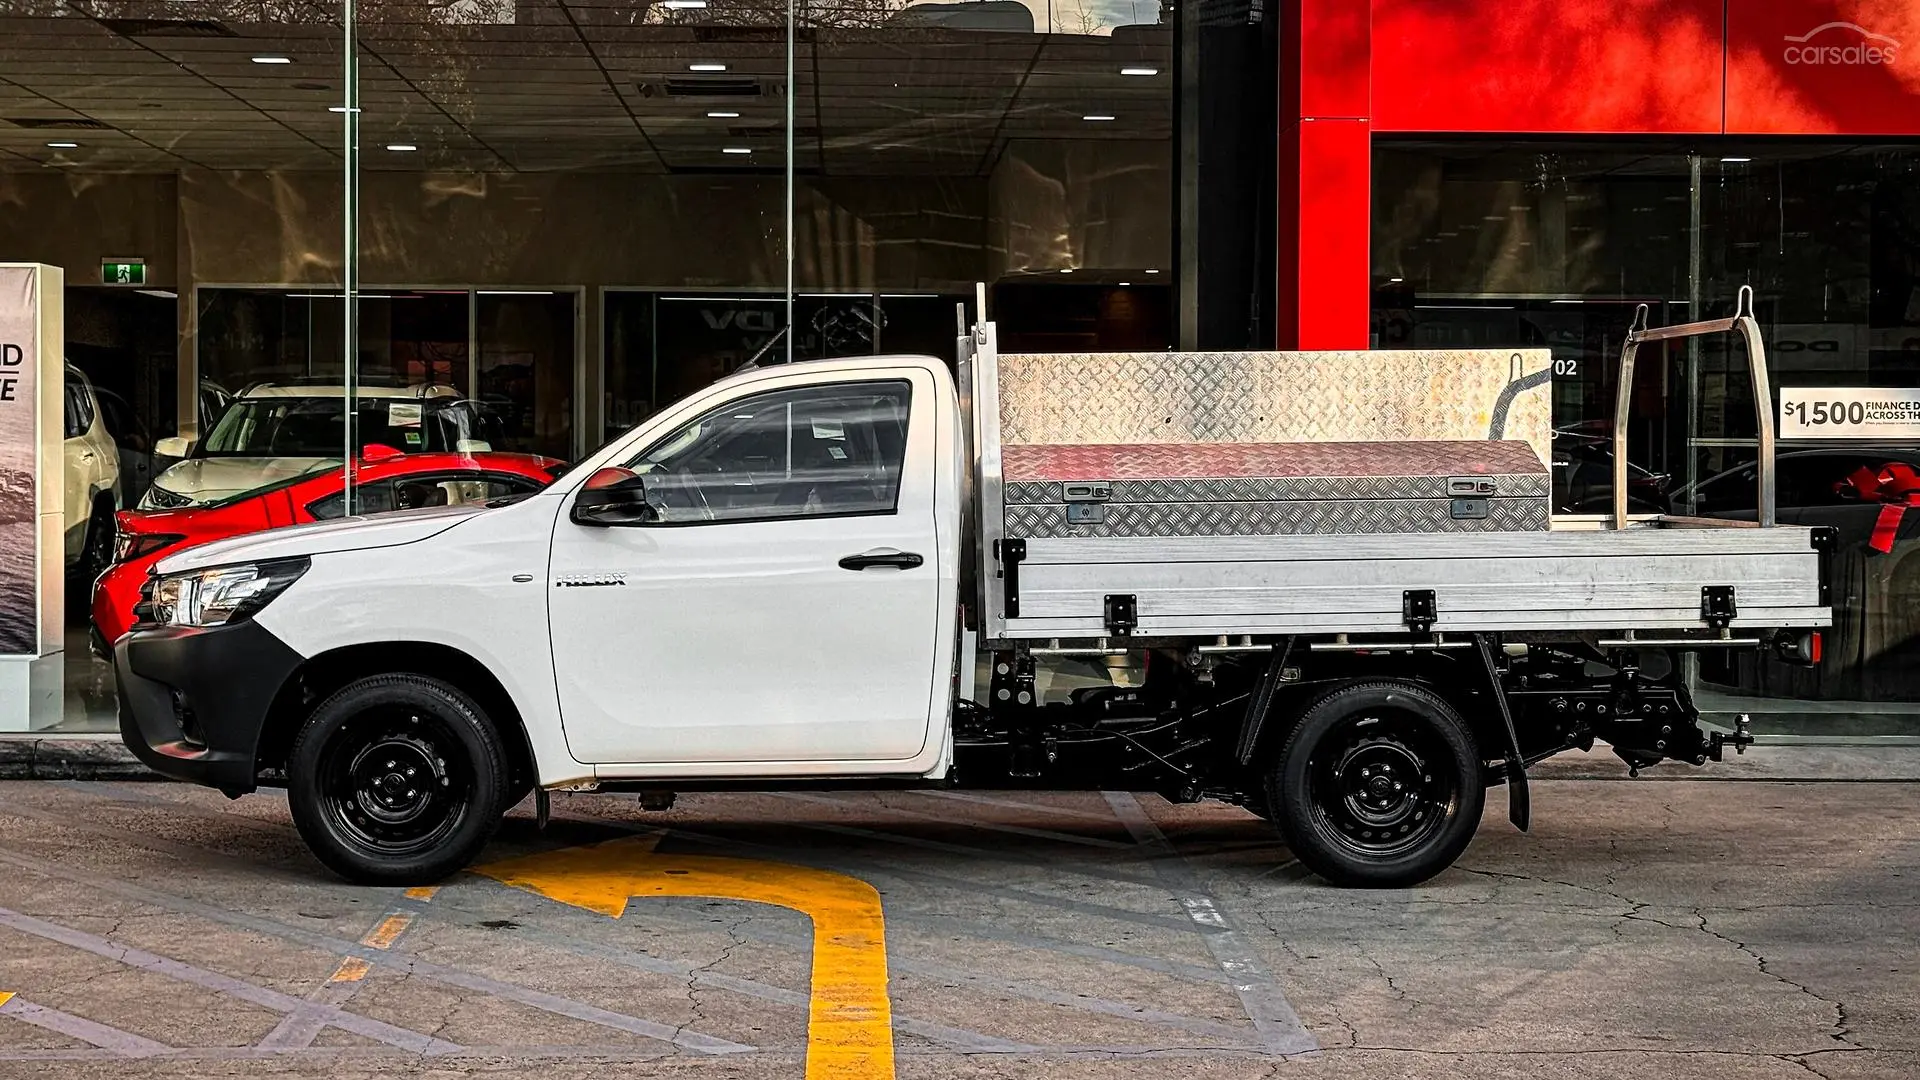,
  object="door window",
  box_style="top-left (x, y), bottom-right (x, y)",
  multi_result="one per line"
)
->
top-left (63, 374), bottom-right (95, 439)
top-left (621, 380), bottom-right (911, 525)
